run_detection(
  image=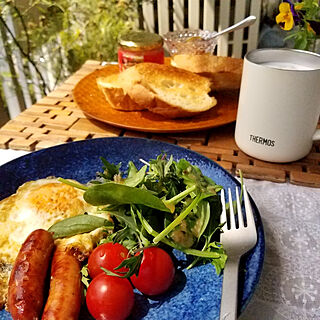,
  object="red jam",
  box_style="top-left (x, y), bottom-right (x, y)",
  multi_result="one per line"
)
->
top-left (118, 31), bottom-right (164, 72)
